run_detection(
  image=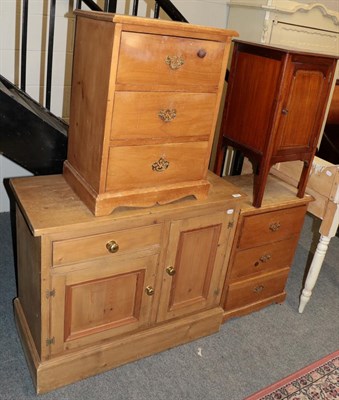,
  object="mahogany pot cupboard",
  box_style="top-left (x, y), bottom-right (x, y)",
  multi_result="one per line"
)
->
top-left (214, 40), bottom-right (337, 208)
